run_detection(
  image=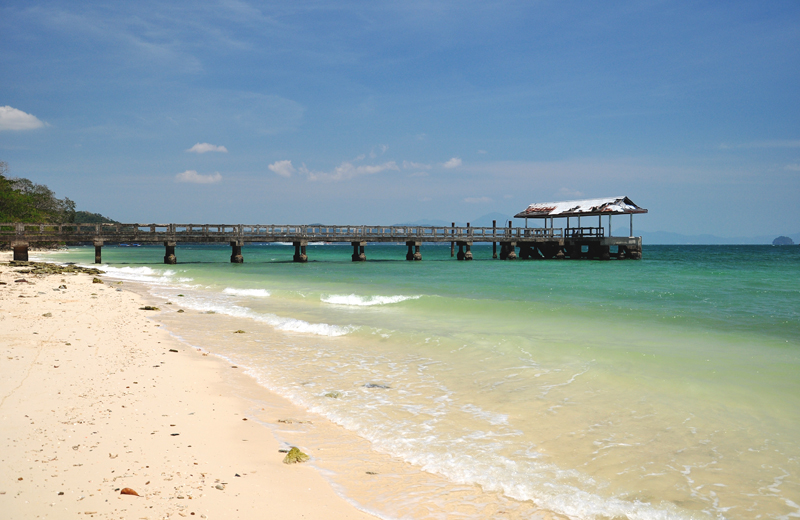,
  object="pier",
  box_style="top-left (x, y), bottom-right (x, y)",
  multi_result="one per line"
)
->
top-left (1, 197), bottom-right (647, 264)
